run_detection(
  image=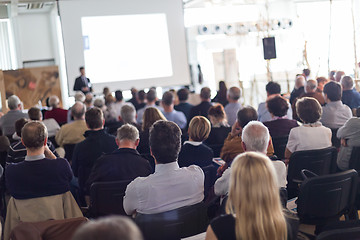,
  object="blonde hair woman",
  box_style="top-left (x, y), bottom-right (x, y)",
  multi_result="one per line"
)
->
top-left (205, 152), bottom-right (288, 240)
top-left (178, 116), bottom-right (213, 168)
